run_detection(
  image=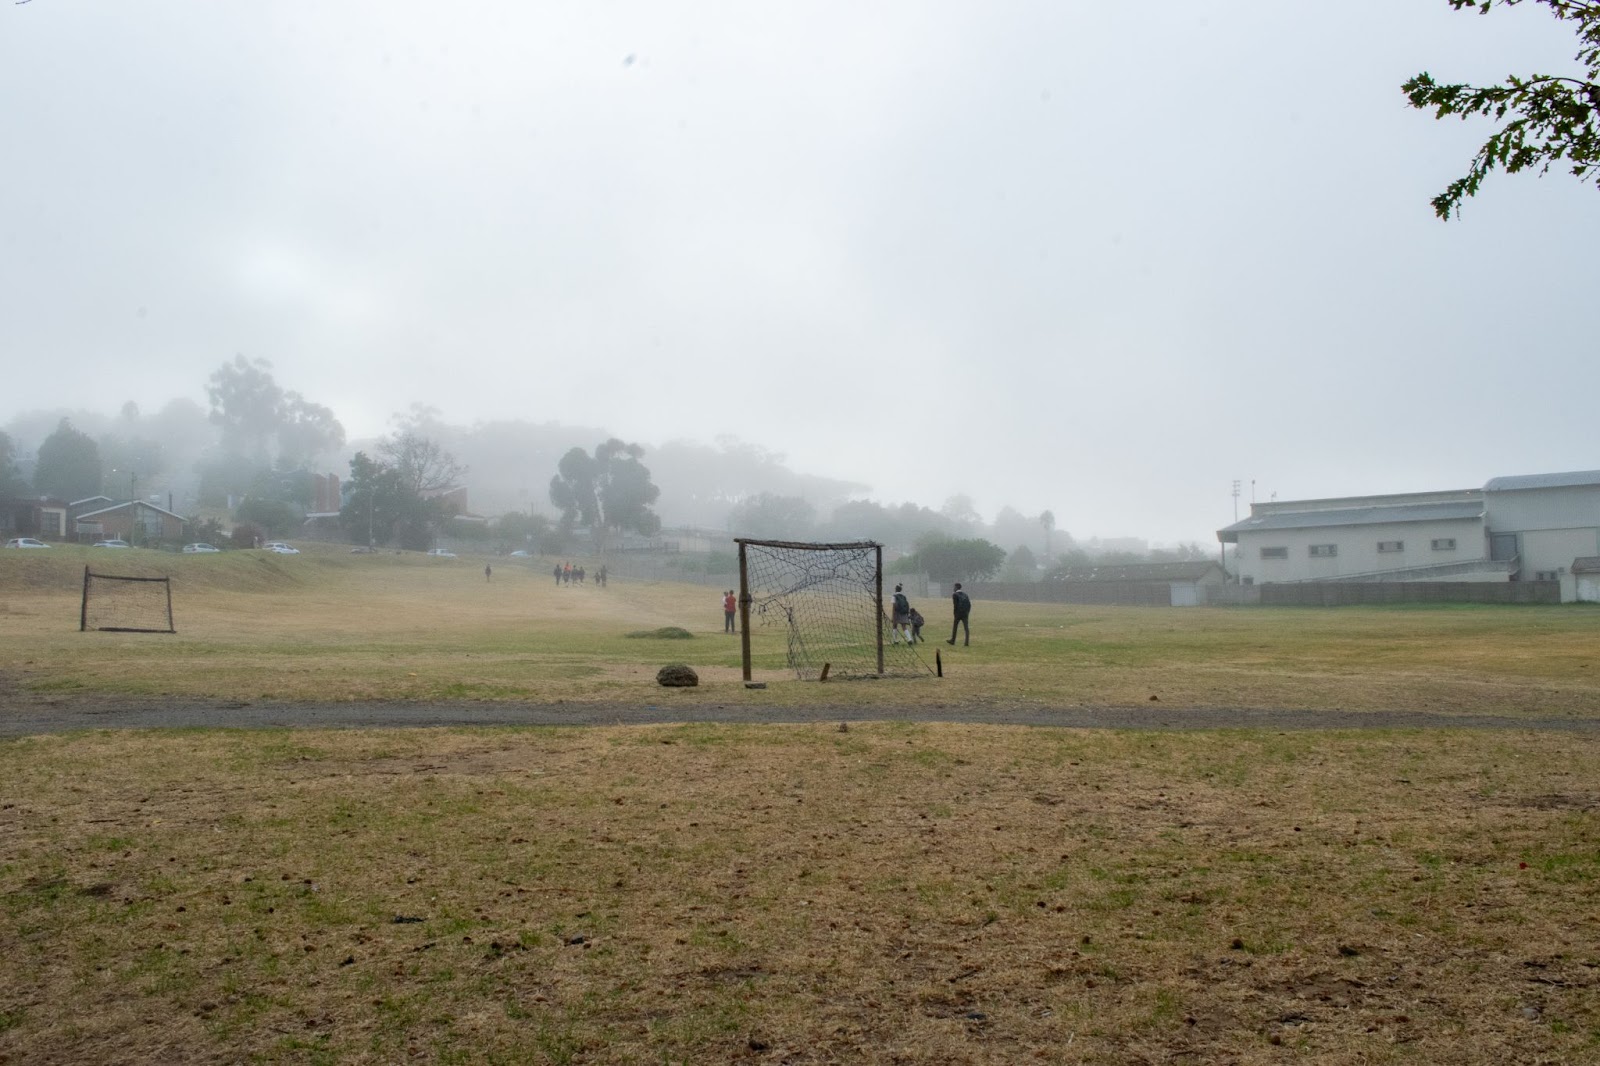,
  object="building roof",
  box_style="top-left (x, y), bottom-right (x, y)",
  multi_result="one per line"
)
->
top-left (76, 500), bottom-right (186, 521)
top-left (1217, 500), bottom-right (1484, 541)
top-left (1571, 557), bottom-right (1600, 574)
top-left (69, 495), bottom-right (112, 507)
top-left (1050, 561), bottom-right (1223, 583)
top-left (1483, 470), bottom-right (1600, 492)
